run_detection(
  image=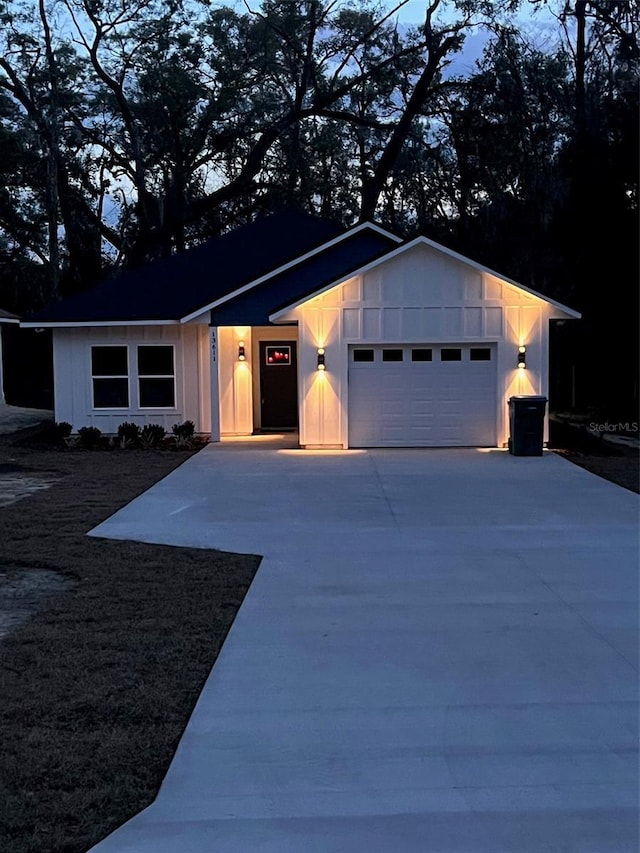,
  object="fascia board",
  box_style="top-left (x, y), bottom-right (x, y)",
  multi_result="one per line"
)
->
top-left (21, 319), bottom-right (180, 329)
